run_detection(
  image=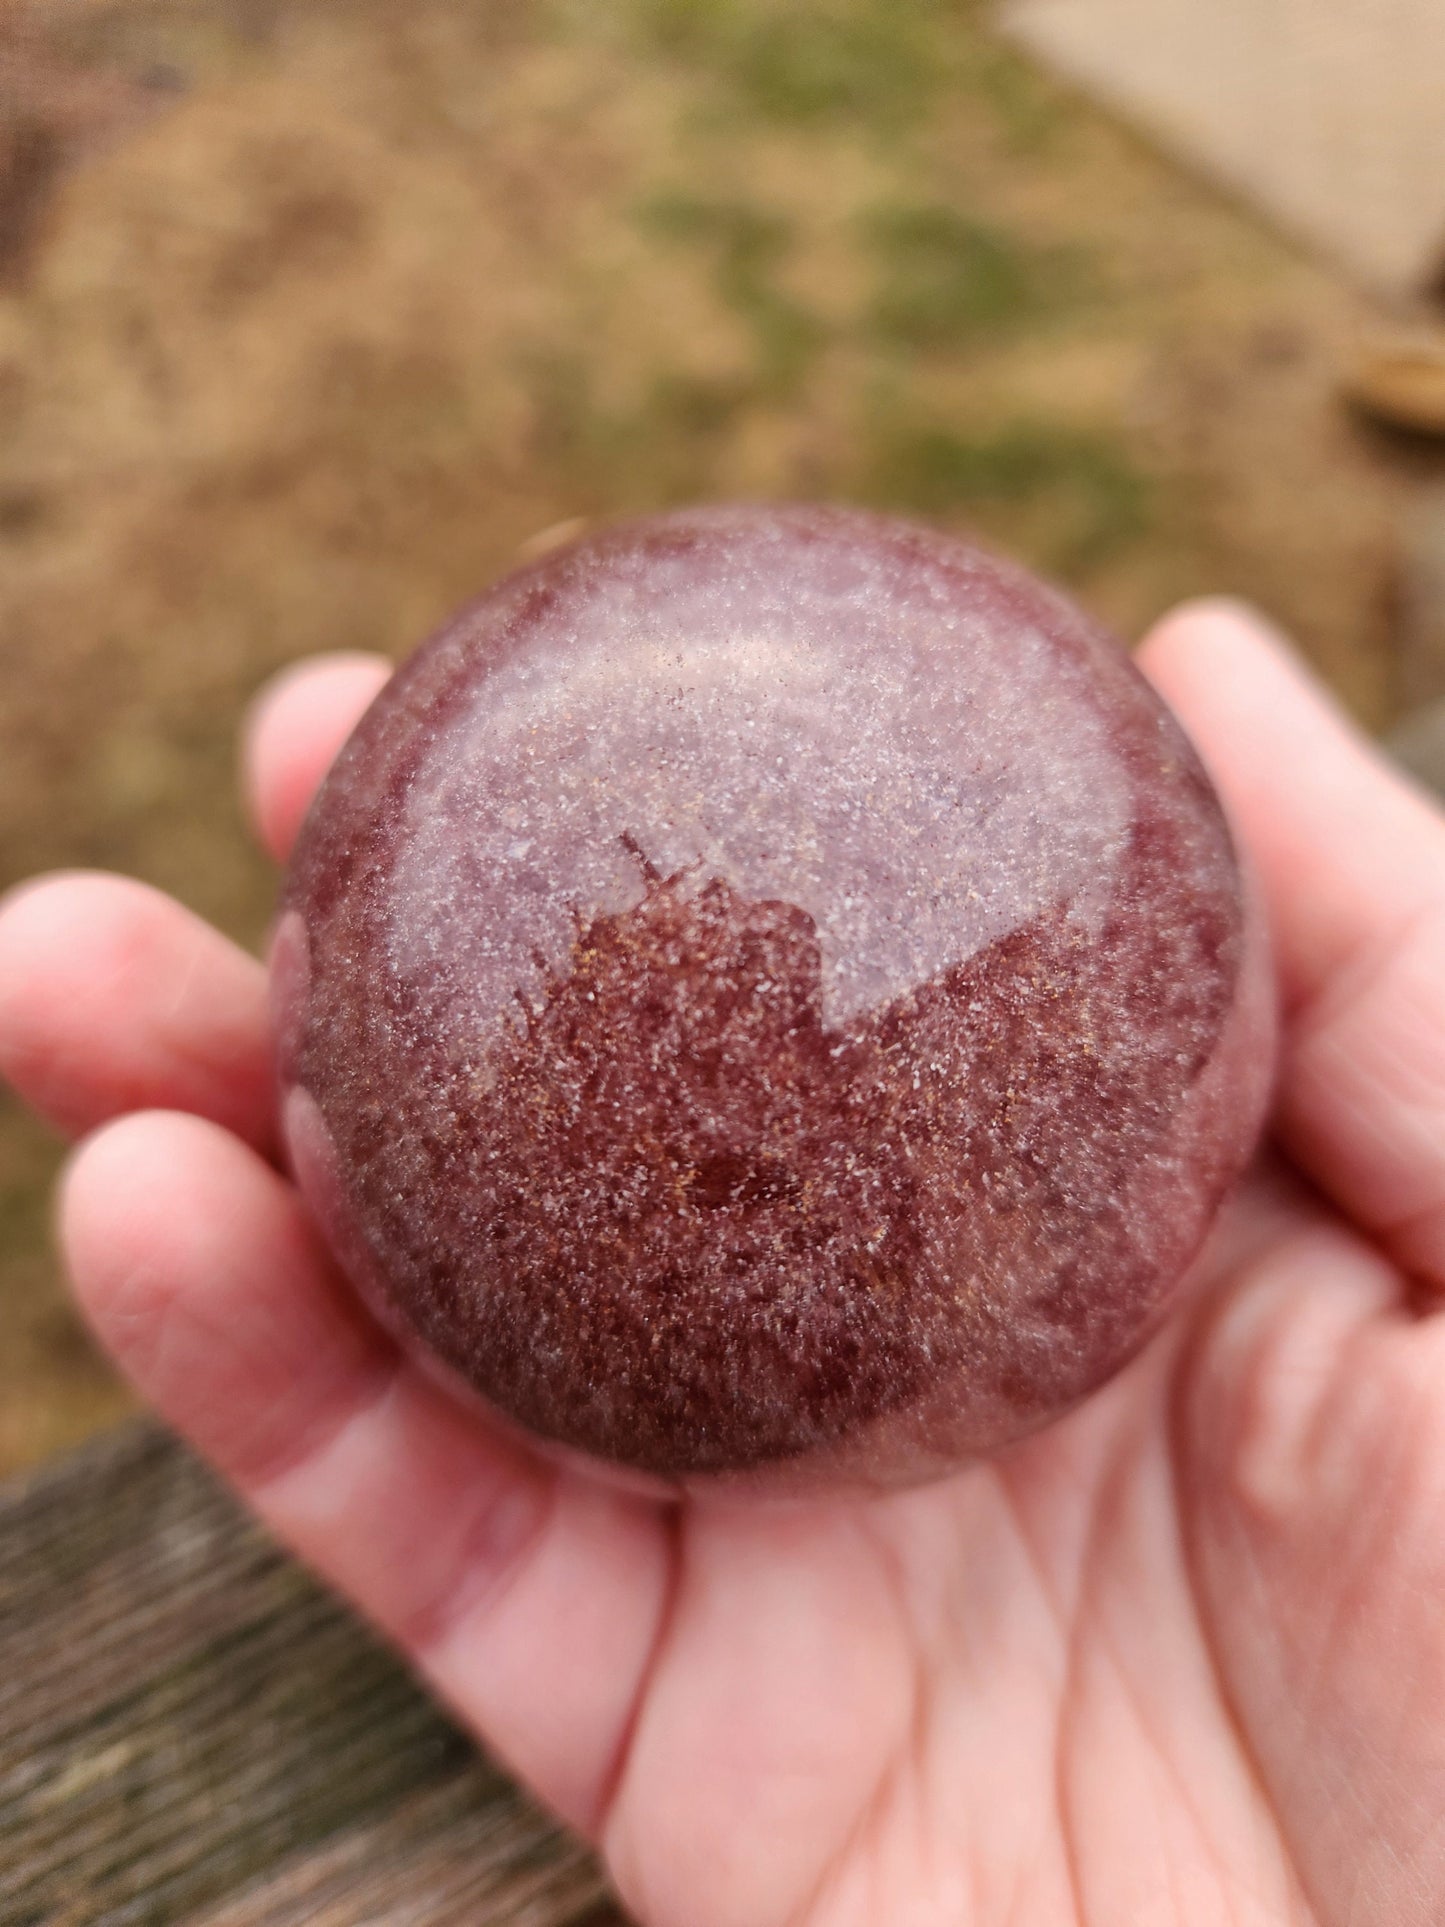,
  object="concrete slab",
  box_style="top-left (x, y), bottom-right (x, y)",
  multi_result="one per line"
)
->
top-left (1002, 0), bottom-right (1445, 295)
